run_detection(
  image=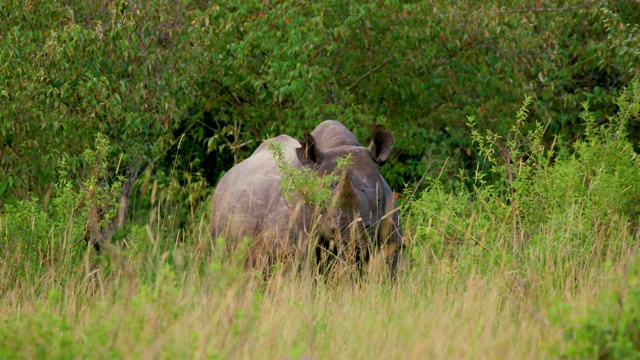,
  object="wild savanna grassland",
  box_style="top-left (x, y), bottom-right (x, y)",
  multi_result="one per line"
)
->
top-left (1, 0), bottom-right (640, 359)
